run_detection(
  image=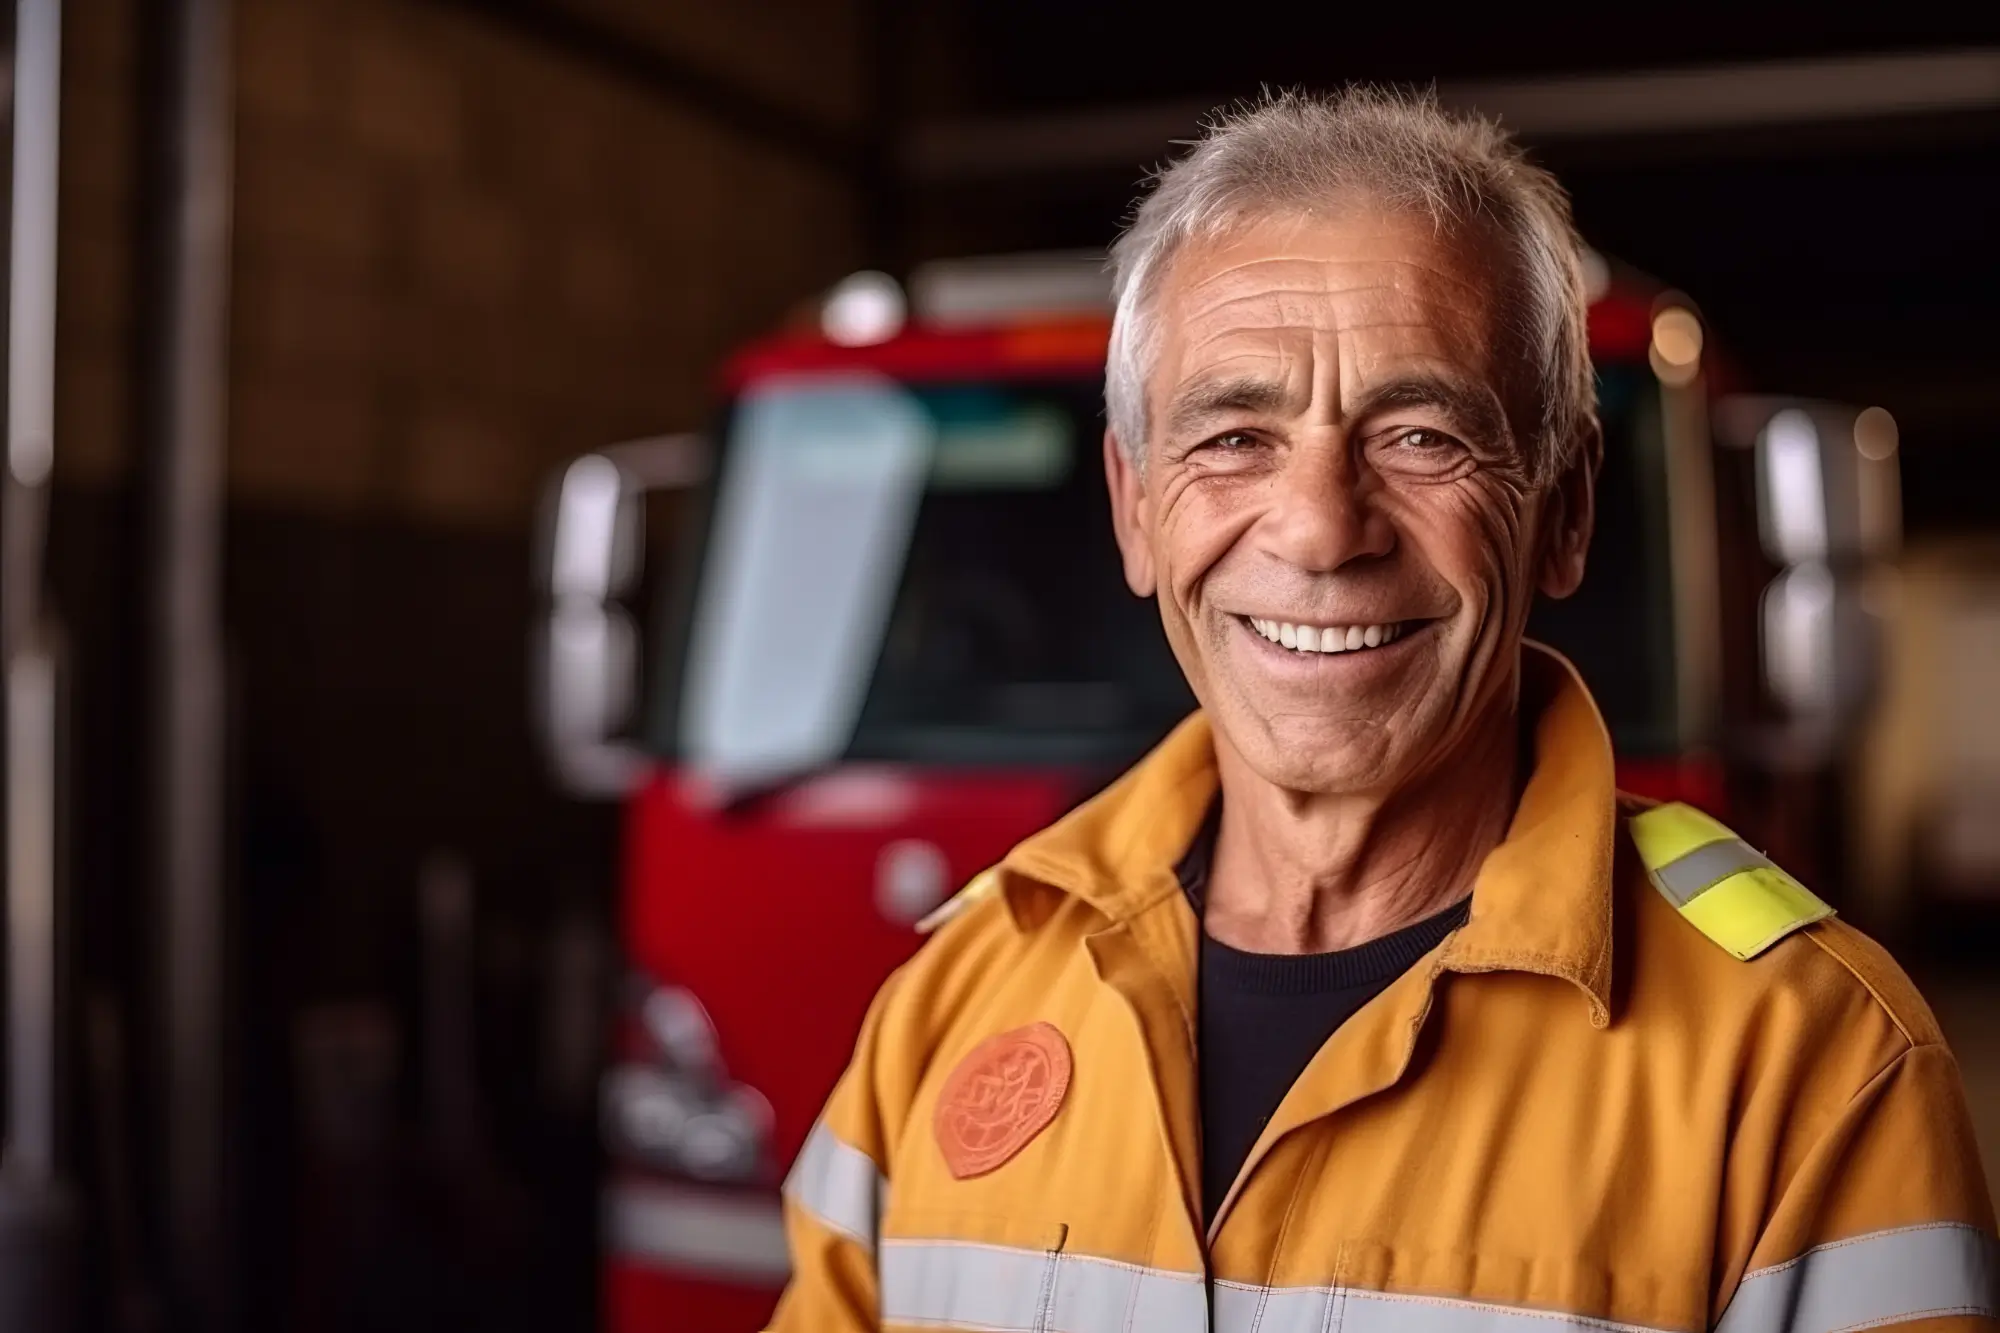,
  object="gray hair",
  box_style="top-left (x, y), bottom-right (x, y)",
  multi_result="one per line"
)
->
top-left (1106, 87), bottom-right (1595, 484)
